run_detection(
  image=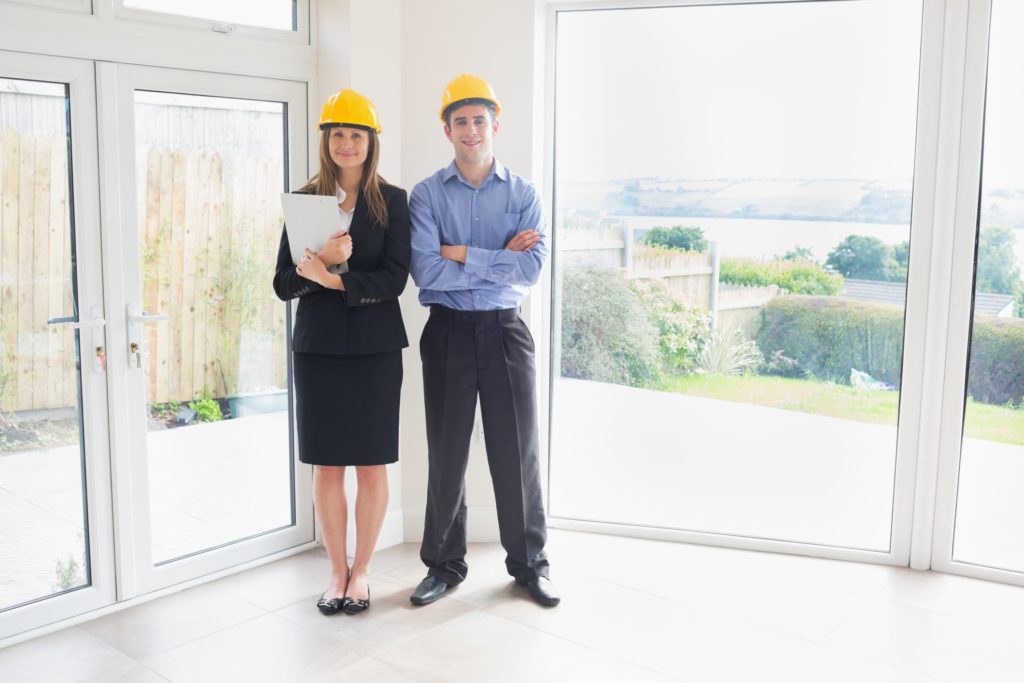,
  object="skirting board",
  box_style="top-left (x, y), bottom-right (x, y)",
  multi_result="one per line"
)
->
top-left (402, 505), bottom-right (500, 543)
